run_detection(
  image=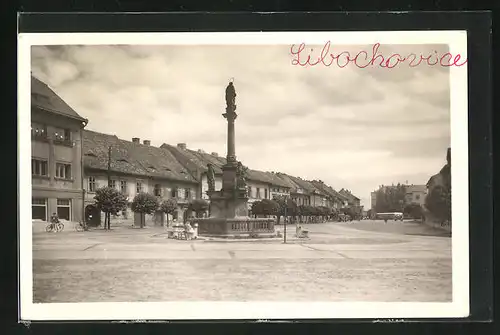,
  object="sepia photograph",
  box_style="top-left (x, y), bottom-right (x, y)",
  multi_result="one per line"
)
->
top-left (18, 31), bottom-right (469, 320)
